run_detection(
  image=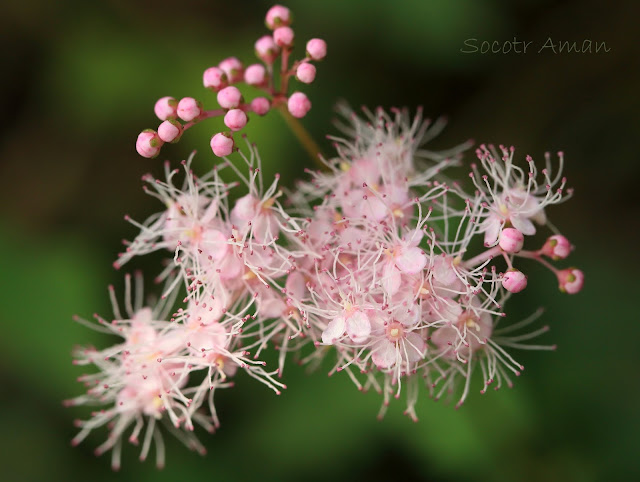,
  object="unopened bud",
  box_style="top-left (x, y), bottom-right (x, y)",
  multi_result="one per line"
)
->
top-left (224, 109), bottom-right (248, 131)
top-left (296, 62), bottom-right (316, 84)
top-left (157, 119), bottom-right (183, 143)
top-left (136, 129), bottom-right (163, 158)
top-left (265, 5), bottom-right (291, 30)
top-left (210, 132), bottom-right (234, 157)
top-left (177, 97), bottom-right (202, 122)
top-left (218, 57), bottom-right (244, 84)
top-left (273, 26), bottom-right (294, 48)
top-left (255, 35), bottom-right (280, 64)
top-left (502, 269), bottom-right (527, 293)
top-left (217, 86), bottom-right (243, 109)
top-left (287, 92), bottom-right (311, 118)
top-left (203, 67), bottom-right (228, 91)
top-left (557, 268), bottom-right (584, 294)
top-left (154, 96), bottom-right (177, 121)
top-left (306, 38), bottom-right (327, 60)
top-left (499, 228), bottom-right (524, 253)
top-left (244, 64), bottom-right (267, 86)
top-left (250, 97), bottom-right (271, 116)
top-left (542, 234), bottom-right (571, 260)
